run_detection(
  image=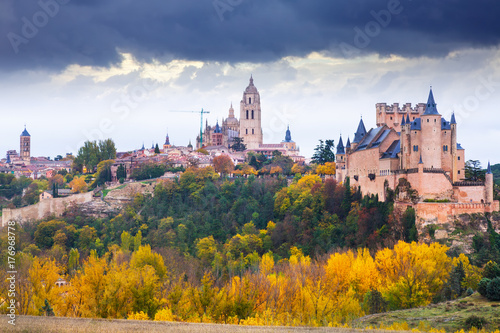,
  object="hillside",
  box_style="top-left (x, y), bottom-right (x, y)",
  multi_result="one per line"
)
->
top-left (491, 163), bottom-right (500, 186)
top-left (355, 293), bottom-right (500, 332)
top-left (1, 168), bottom-right (500, 327)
